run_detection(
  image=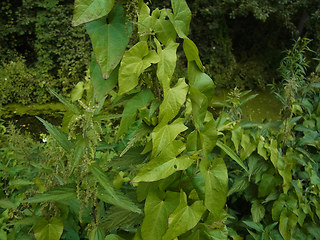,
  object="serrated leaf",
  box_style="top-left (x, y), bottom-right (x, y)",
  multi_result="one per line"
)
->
top-left (36, 117), bottom-right (73, 153)
top-left (72, 0), bottom-right (114, 26)
top-left (155, 39), bottom-right (179, 91)
top-left (33, 217), bottom-right (63, 240)
top-left (0, 199), bottom-right (19, 209)
top-left (183, 38), bottom-right (203, 71)
top-left (159, 78), bottom-right (188, 124)
top-left (118, 41), bottom-right (160, 95)
top-left (168, 0), bottom-right (191, 38)
top-left (86, 5), bottom-right (129, 79)
top-left (133, 141), bottom-right (193, 182)
top-left (162, 191), bottom-right (206, 240)
top-left (251, 201), bottom-right (265, 223)
top-left (117, 89), bottom-right (153, 139)
top-left (90, 53), bottom-right (118, 102)
top-left (200, 158), bottom-right (227, 217)
top-left (216, 140), bottom-right (248, 172)
top-left (70, 135), bottom-right (88, 174)
top-left (49, 88), bottom-right (81, 115)
top-left (141, 191), bottom-right (179, 240)
top-left (71, 82), bottom-right (84, 102)
top-left (89, 227), bottom-right (104, 240)
top-left (152, 118), bottom-right (188, 157)
top-left (25, 186), bottom-right (76, 203)
top-left (89, 164), bottom-right (141, 213)
top-left (227, 176), bottom-right (249, 197)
